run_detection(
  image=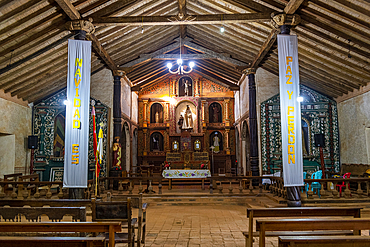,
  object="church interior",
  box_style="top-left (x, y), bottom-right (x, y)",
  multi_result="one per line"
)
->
top-left (1, 0), bottom-right (370, 246)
